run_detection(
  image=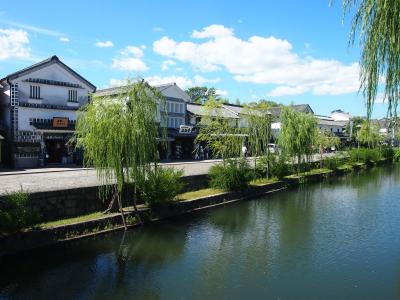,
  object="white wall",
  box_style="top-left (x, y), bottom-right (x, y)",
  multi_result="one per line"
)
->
top-left (13, 63), bottom-right (92, 107)
top-left (18, 107), bottom-right (77, 131)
